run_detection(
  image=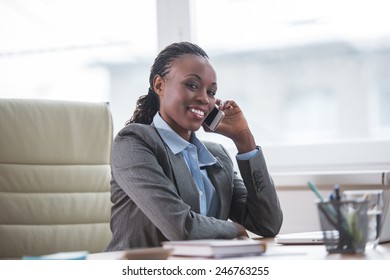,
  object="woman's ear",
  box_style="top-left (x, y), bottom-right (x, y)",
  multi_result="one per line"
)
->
top-left (153, 75), bottom-right (165, 96)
